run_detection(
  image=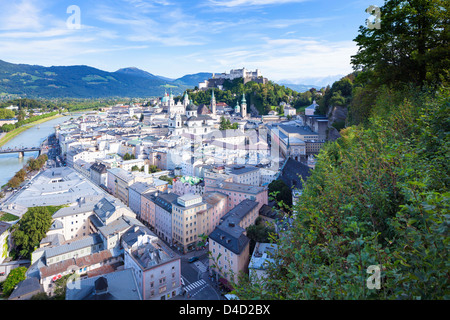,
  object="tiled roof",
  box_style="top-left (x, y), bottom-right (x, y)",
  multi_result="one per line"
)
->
top-left (279, 158), bottom-right (312, 189)
top-left (209, 222), bottom-right (249, 255)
